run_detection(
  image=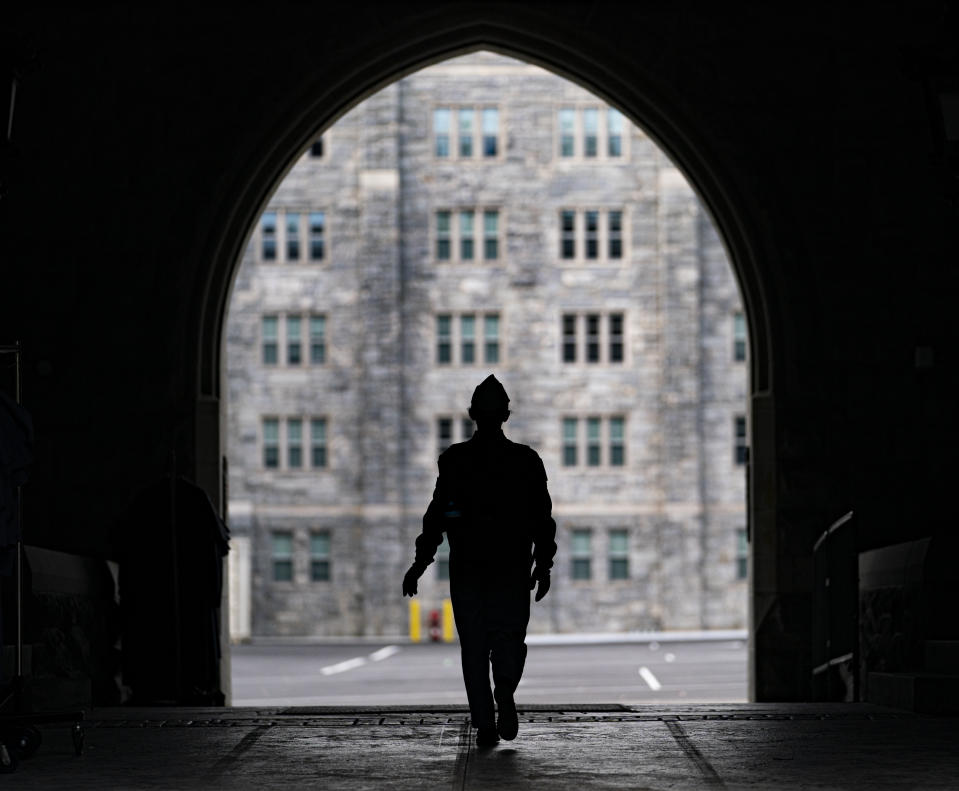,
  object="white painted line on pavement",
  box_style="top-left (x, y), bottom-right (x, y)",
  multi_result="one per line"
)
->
top-left (369, 645), bottom-right (400, 662)
top-left (638, 666), bottom-right (662, 691)
top-left (321, 657), bottom-right (368, 675)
